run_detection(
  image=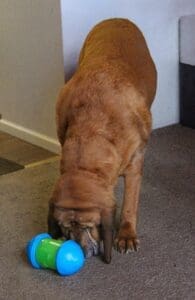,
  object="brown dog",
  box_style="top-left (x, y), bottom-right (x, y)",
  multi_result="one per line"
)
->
top-left (48, 18), bottom-right (157, 263)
